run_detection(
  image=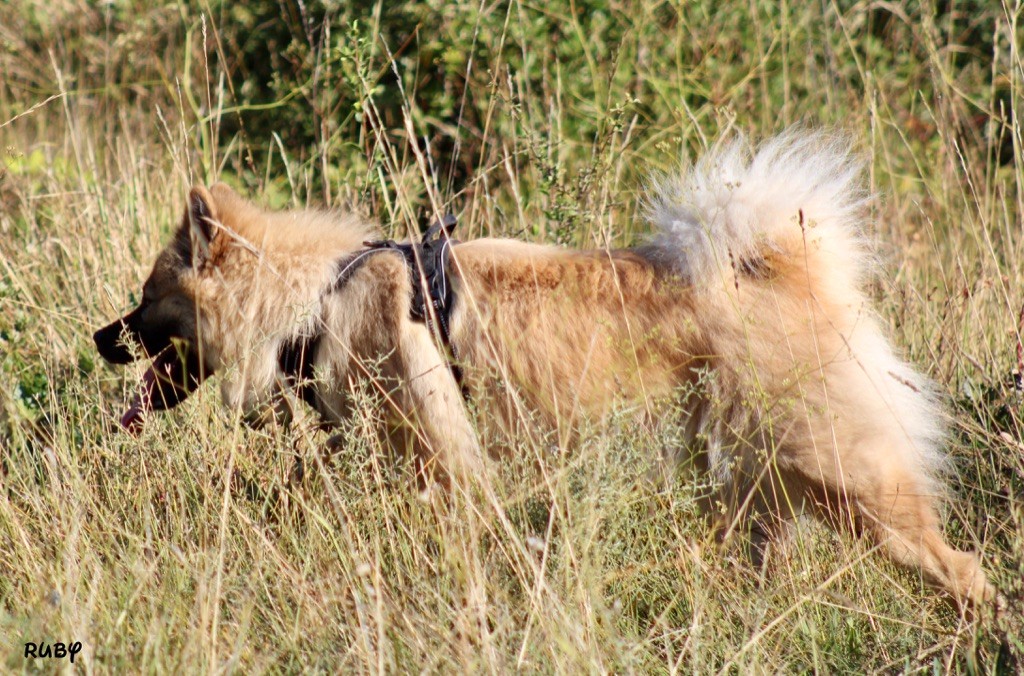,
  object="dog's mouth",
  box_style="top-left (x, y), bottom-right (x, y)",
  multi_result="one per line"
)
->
top-left (120, 342), bottom-right (207, 432)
